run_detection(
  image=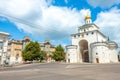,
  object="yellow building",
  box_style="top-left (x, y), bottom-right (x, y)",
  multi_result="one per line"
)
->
top-left (40, 40), bottom-right (55, 62)
top-left (7, 39), bottom-right (23, 65)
